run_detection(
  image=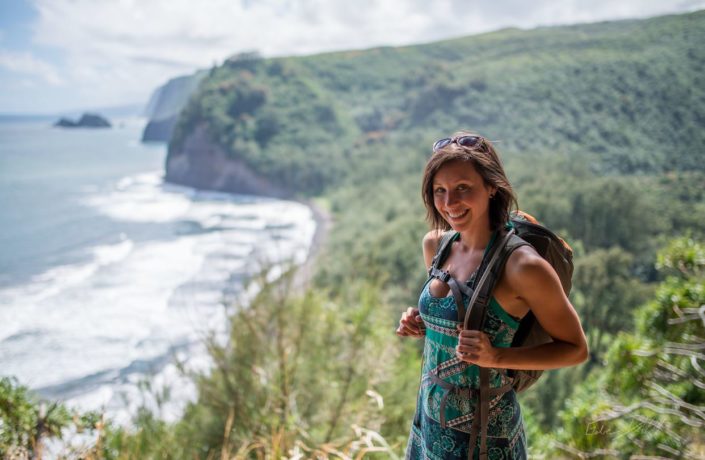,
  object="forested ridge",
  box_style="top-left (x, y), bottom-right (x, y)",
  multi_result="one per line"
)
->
top-left (2, 10), bottom-right (705, 459)
top-left (170, 9), bottom-right (704, 193)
